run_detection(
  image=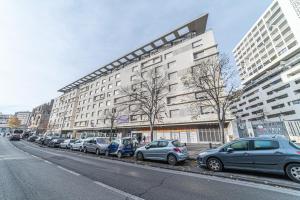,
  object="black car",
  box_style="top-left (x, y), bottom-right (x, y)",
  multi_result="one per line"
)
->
top-left (28, 135), bottom-right (38, 142)
top-left (9, 134), bottom-right (21, 141)
top-left (48, 138), bottom-right (65, 148)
